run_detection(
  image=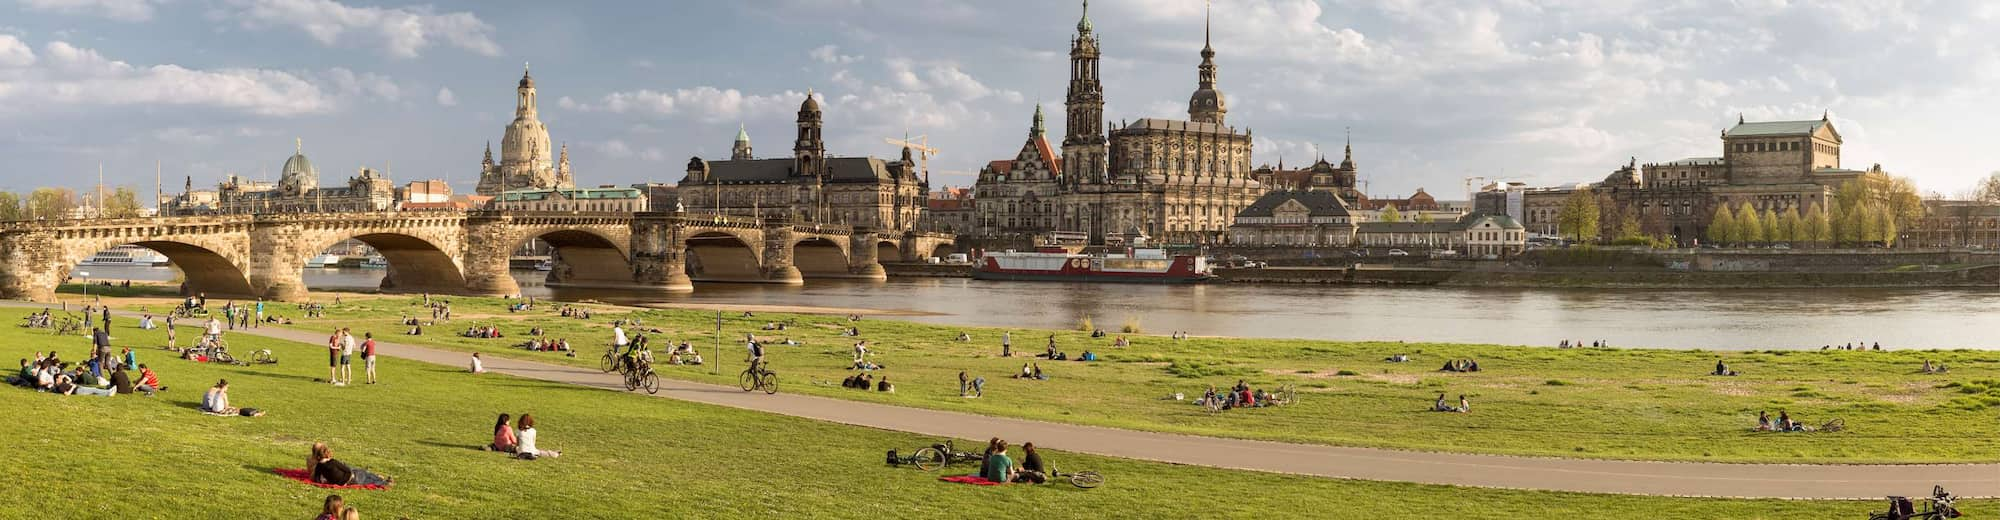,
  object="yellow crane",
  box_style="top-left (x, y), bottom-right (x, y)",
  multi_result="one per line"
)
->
top-left (883, 134), bottom-right (940, 180)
